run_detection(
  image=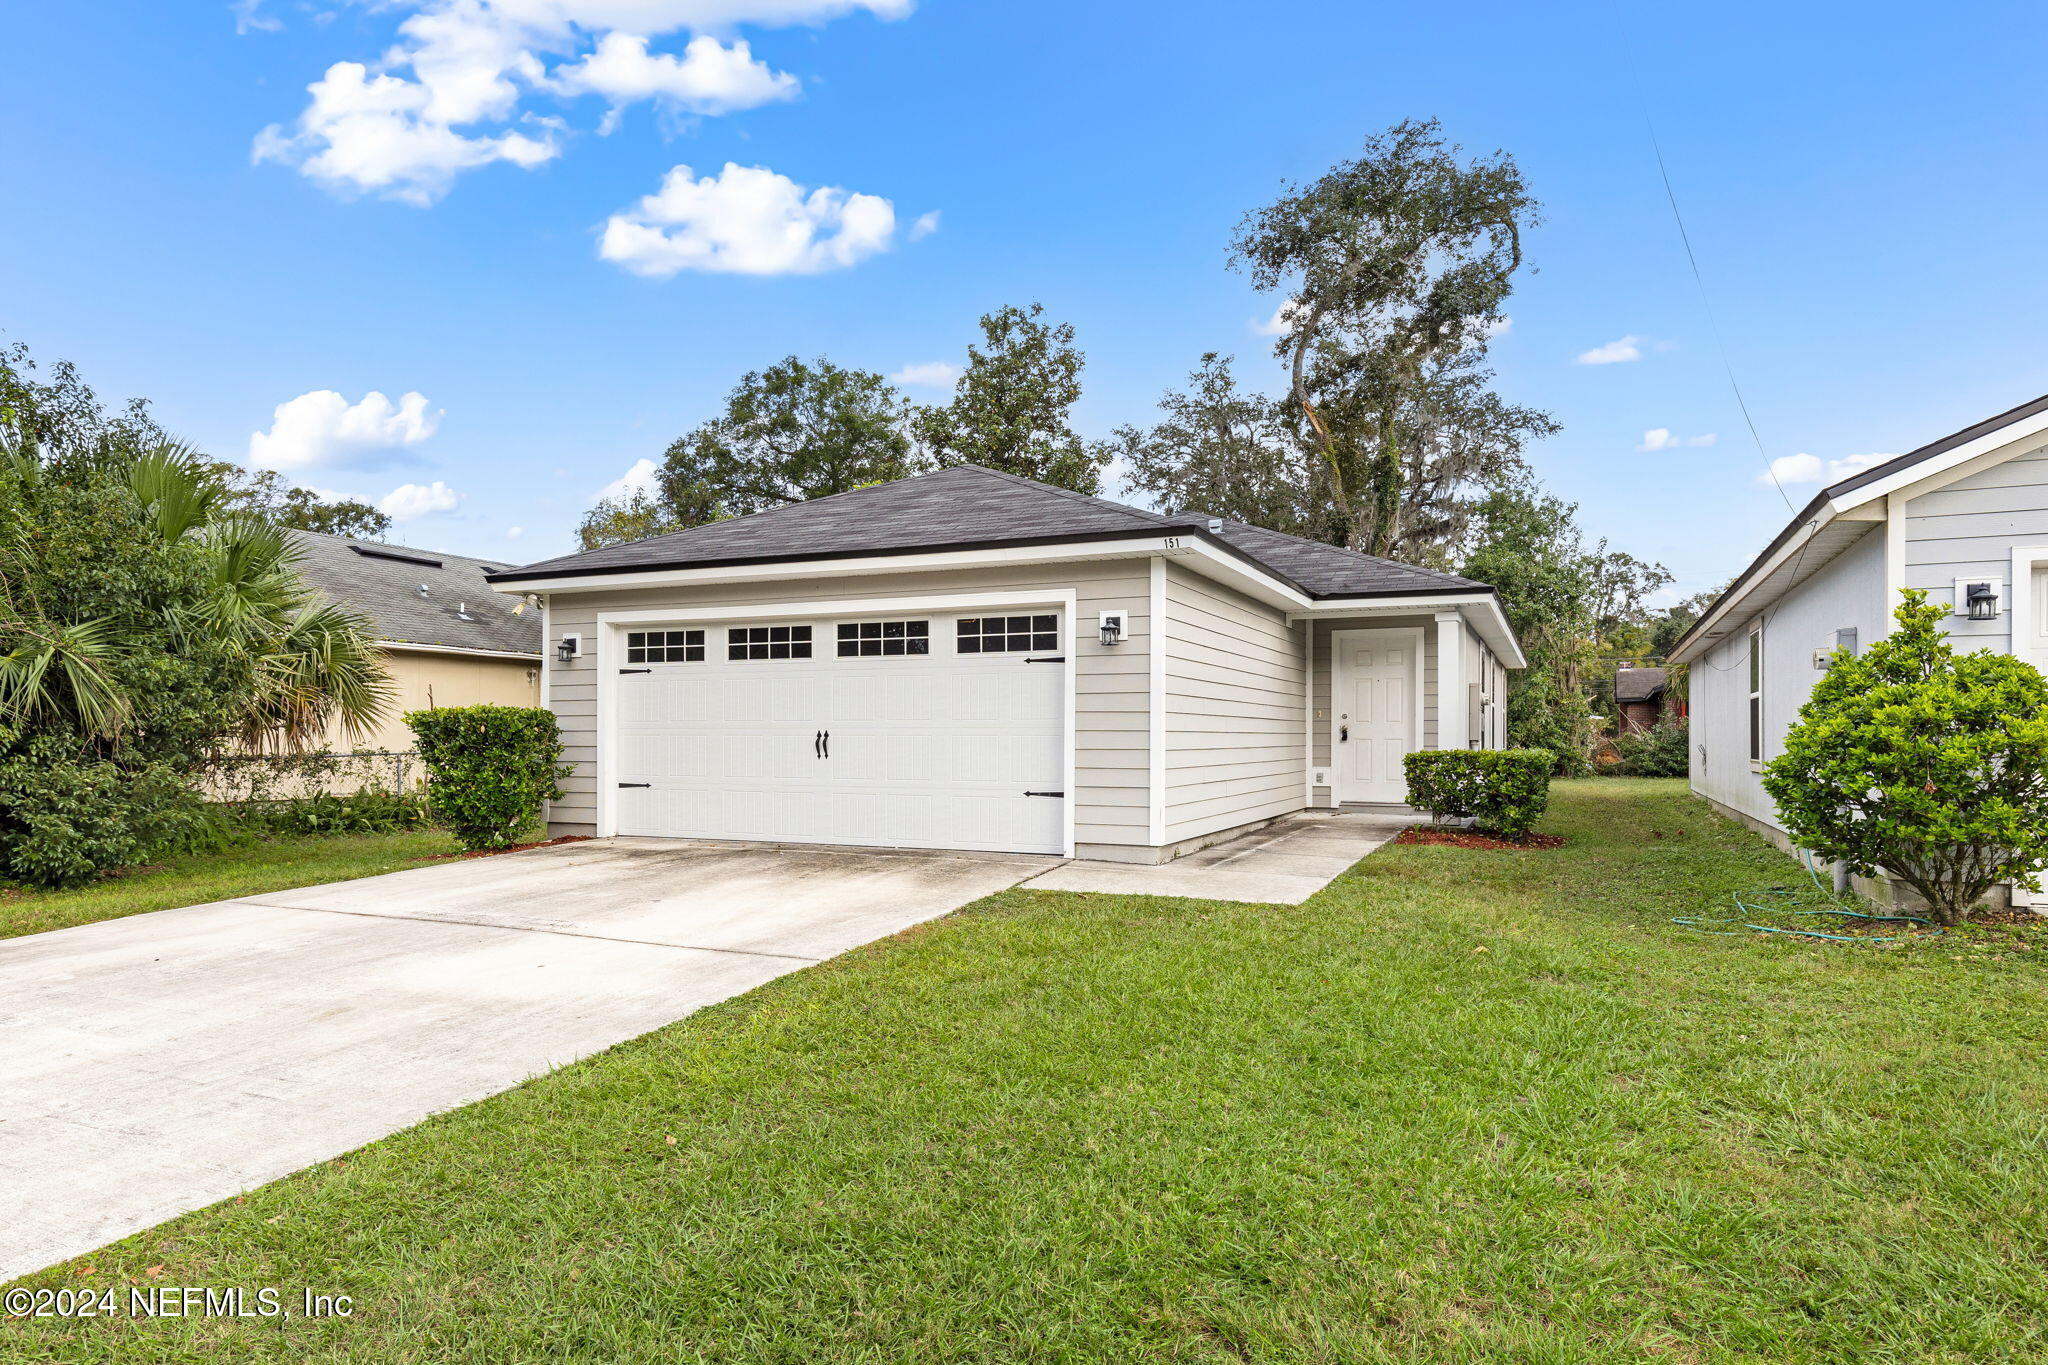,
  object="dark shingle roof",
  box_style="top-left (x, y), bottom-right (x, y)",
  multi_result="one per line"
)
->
top-left (489, 466), bottom-right (1488, 600)
top-left (289, 529), bottom-right (542, 657)
top-left (1615, 666), bottom-right (1669, 702)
